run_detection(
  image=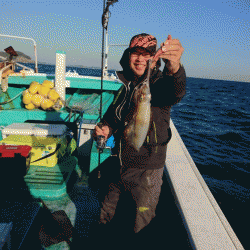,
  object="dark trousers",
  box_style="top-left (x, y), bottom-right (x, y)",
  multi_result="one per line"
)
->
top-left (99, 167), bottom-right (164, 233)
